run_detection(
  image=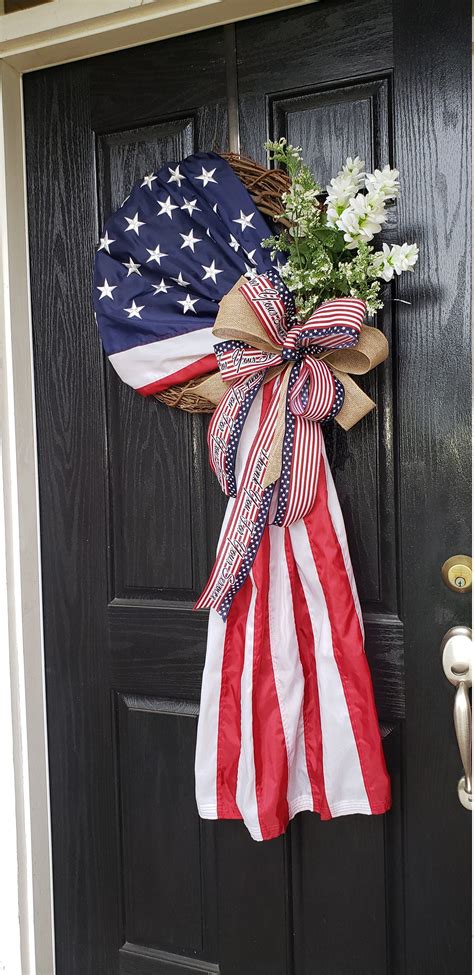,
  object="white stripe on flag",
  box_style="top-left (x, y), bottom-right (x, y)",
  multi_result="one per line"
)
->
top-left (195, 387), bottom-right (264, 819)
top-left (195, 606), bottom-right (226, 817)
top-left (108, 326), bottom-right (215, 390)
top-left (268, 524), bottom-right (313, 815)
top-left (288, 519), bottom-right (371, 816)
